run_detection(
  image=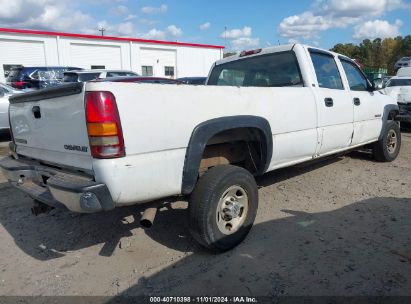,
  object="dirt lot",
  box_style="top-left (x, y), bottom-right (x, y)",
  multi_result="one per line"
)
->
top-left (0, 132), bottom-right (410, 297)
